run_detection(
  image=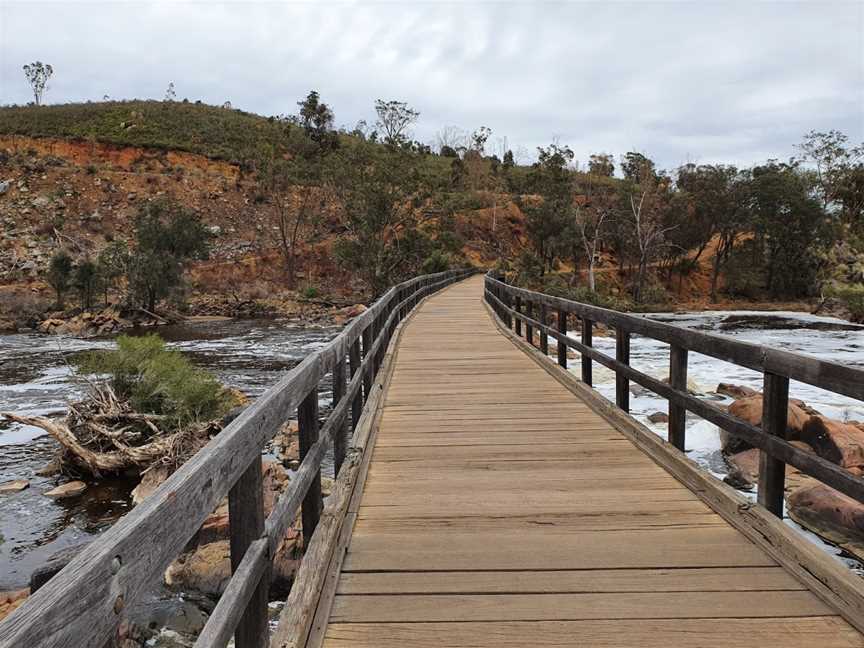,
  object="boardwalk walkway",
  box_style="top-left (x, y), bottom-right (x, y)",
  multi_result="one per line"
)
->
top-left (318, 276), bottom-right (863, 647)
